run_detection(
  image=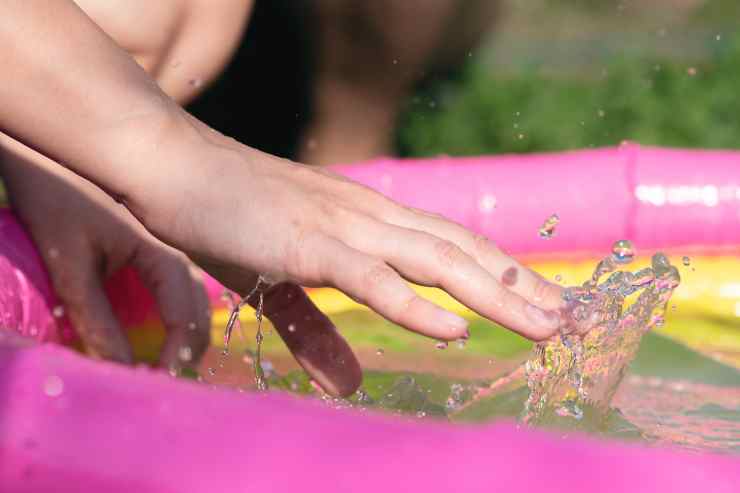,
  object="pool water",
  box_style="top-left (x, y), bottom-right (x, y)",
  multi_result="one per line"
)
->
top-left (181, 304), bottom-right (740, 455)
top-left (126, 255), bottom-right (740, 455)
